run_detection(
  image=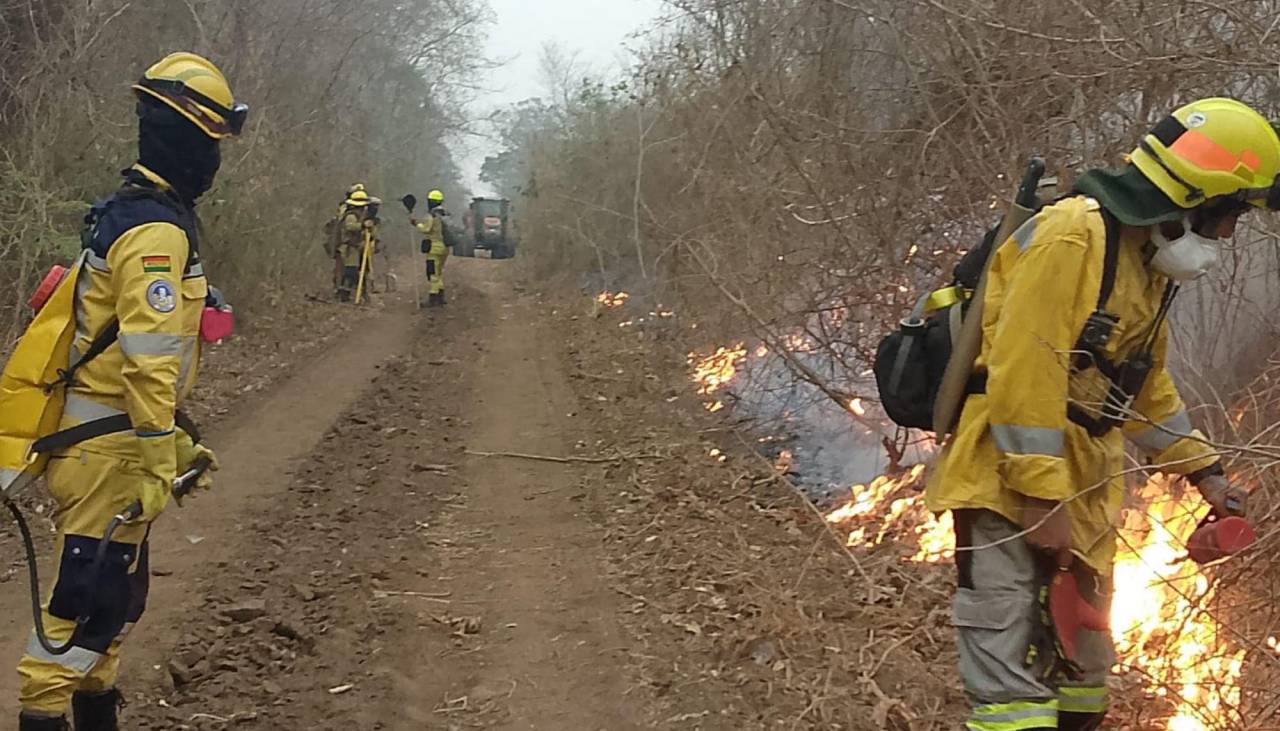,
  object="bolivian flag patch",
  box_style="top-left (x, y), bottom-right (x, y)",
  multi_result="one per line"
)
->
top-left (142, 255), bottom-right (172, 273)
